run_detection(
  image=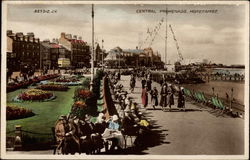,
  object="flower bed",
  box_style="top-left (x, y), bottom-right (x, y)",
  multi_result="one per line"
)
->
top-left (70, 100), bottom-right (88, 118)
top-left (7, 74), bottom-right (59, 92)
top-left (73, 100), bottom-right (87, 108)
top-left (7, 105), bottom-right (35, 120)
top-left (7, 81), bottom-right (31, 92)
top-left (14, 89), bottom-right (55, 102)
top-left (74, 88), bottom-right (92, 100)
top-left (36, 84), bottom-right (69, 91)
